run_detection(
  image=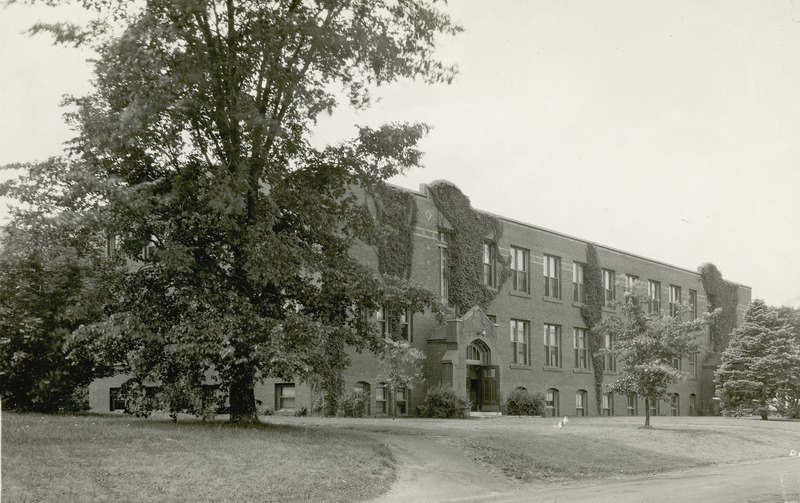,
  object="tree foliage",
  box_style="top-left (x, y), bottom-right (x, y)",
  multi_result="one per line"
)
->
top-left (715, 300), bottom-right (800, 420)
top-left (376, 338), bottom-right (424, 419)
top-left (16, 0), bottom-right (460, 422)
top-left (0, 158), bottom-right (120, 412)
top-left (595, 285), bottom-right (713, 428)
